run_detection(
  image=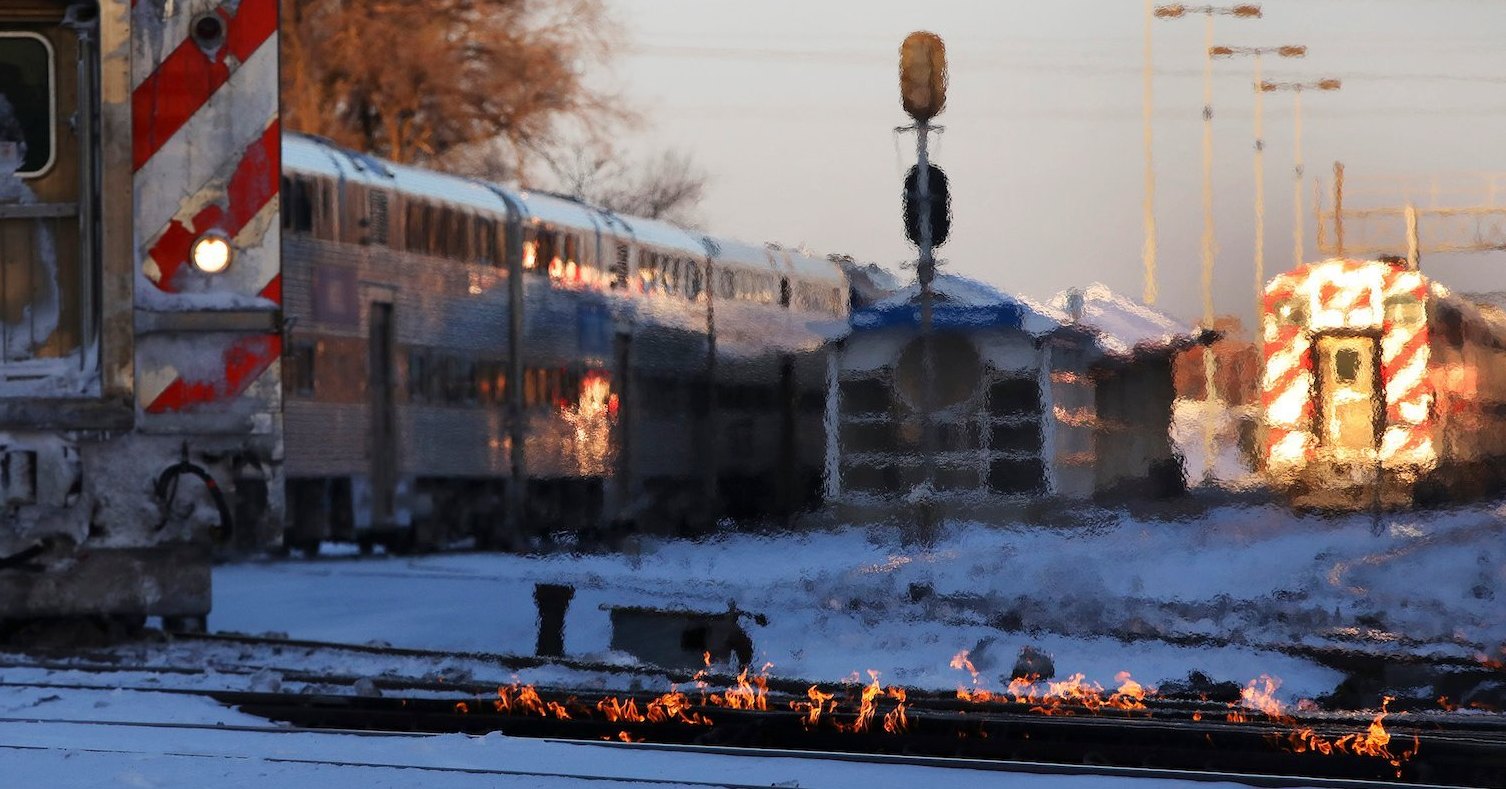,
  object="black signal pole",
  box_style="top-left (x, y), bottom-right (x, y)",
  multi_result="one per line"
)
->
top-left (899, 31), bottom-right (947, 544)
top-left (915, 121), bottom-right (938, 544)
